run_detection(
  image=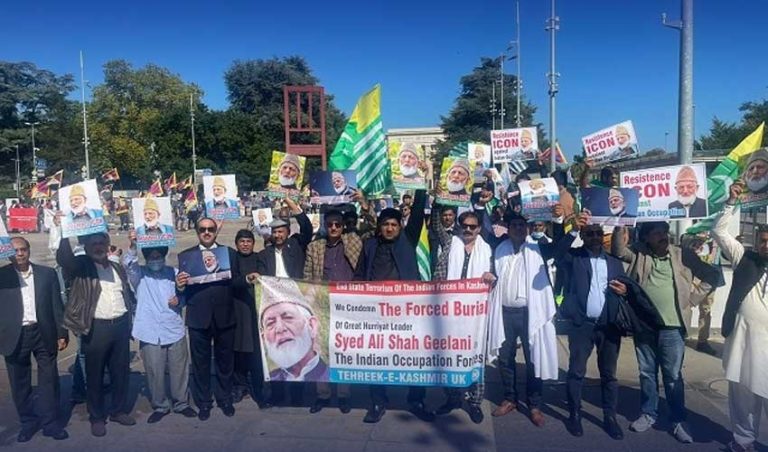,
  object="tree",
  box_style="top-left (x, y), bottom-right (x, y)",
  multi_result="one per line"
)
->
top-left (698, 101), bottom-right (768, 150)
top-left (439, 57), bottom-right (541, 163)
